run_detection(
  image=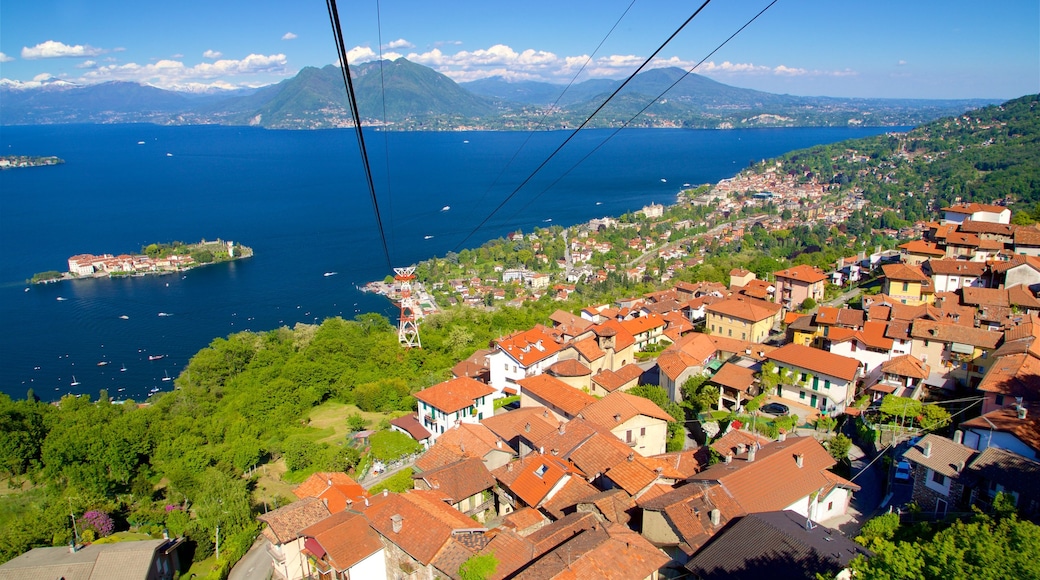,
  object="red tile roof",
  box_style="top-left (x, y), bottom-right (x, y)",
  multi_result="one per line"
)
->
top-left (910, 319), bottom-right (1001, 348)
top-left (961, 405), bottom-right (1040, 454)
top-left (603, 456), bottom-right (659, 495)
top-left (391, 413), bottom-right (432, 442)
top-left (570, 336), bottom-right (606, 362)
top-left (882, 262), bottom-right (931, 283)
top-left (899, 239), bottom-right (946, 256)
top-left (592, 320), bottom-right (636, 351)
top-left (576, 488), bottom-right (637, 524)
top-left (975, 353), bottom-right (1040, 400)
top-left (774, 264), bottom-right (827, 284)
top-left (299, 509), bottom-right (384, 572)
top-left (708, 363), bottom-right (756, 394)
top-left (362, 490), bottom-right (480, 565)
top-left (620, 312), bottom-right (666, 336)
top-left (547, 358), bottom-right (592, 377)
top-left (292, 472), bottom-right (369, 513)
top-left (580, 391), bottom-right (675, 429)
top-left (515, 522), bottom-right (669, 580)
top-left (258, 497), bottom-right (332, 545)
top-left (519, 374), bottom-right (596, 416)
top-left (689, 436), bottom-right (859, 513)
top-left (492, 453), bottom-right (584, 507)
top-left (502, 507), bottom-right (549, 535)
top-left (637, 481), bottom-right (746, 554)
top-left (481, 407), bottom-right (560, 445)
top-left (880, 354), bottom-right (930, 379)
top-left (539, 475), bottom-right (601, 518)
top-left (646, 449), bottom-right (702, 479)
top-left (766, 343), bottom-right (860, 382)
top-left (415, 458), bottom-right (496, 504)
top-left (415, 376), bottom-right (495, 414)
top-left (495, 327), bottom-right (564, 366)
top-left (706, 296), bottom-right (782, 323)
